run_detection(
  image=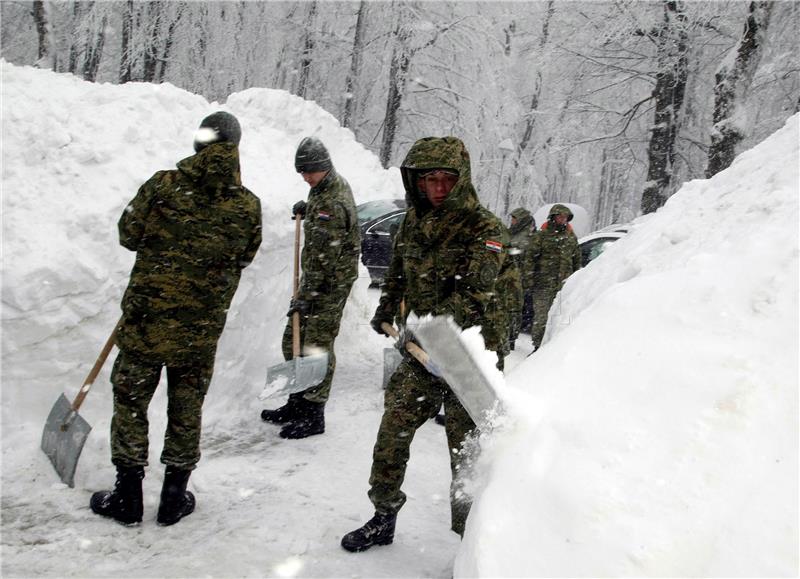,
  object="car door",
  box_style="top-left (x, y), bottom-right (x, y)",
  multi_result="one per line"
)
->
top-left (362, 210), bottom-right (405, 268)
